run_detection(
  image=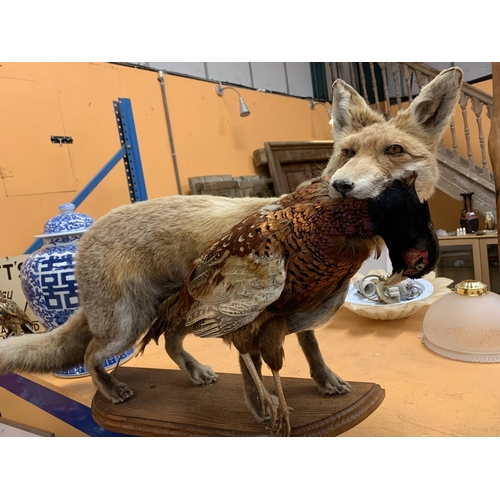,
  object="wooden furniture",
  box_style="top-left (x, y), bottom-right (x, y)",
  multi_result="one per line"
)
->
top-left (91, 367), bottom-right (384, 437)
top-left (187, 141), bottom-right (335, 199)
top-left (253, 141), bottom-right (334, 195)
top-left (437, 233), bottom-right (499, 293)
top-left (188, 174), bottom-right (273, 198)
